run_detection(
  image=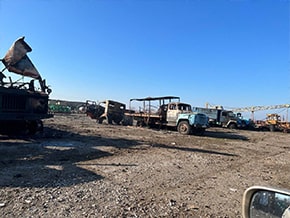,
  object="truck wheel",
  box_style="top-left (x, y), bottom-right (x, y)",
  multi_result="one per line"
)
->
top-left (122, 116), bottom-right (133, 126)
top-left (27, 120), bottom-right (42, 135)
top-left (178, 121), bottom-right (191, 135)
top-left (99, 117), bottom-right (112, 125)
top-left (269, 125), bottom-right (275, 132)
top-left (228, 123), bottom-right (237, 129)
top-left (136, 120), bottom-right (145, 127)
top-left (98, 117), bottom-right (105, 124)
